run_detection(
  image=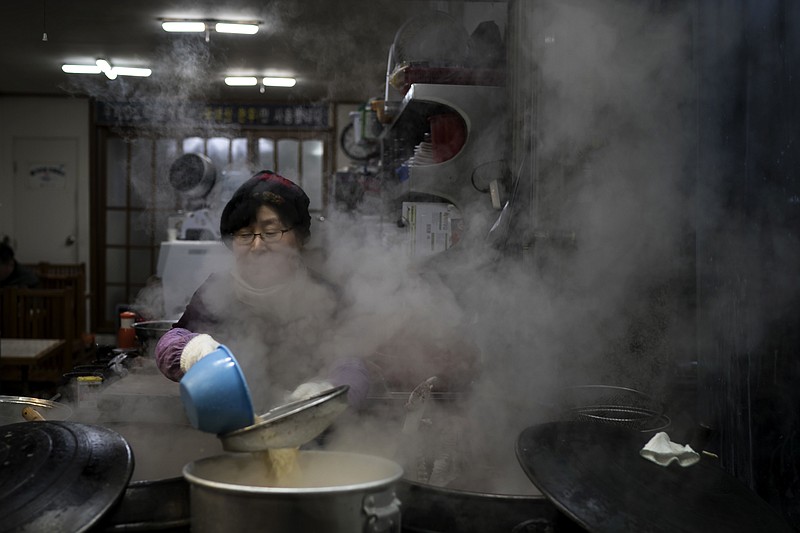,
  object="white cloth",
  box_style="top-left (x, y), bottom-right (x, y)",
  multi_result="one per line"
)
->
top-left (287, 380), bottom-right (334, 403)
top-left (180, 333), bottom-right (221, 374)
top-left (640, 431), bottom-right (700, 467)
